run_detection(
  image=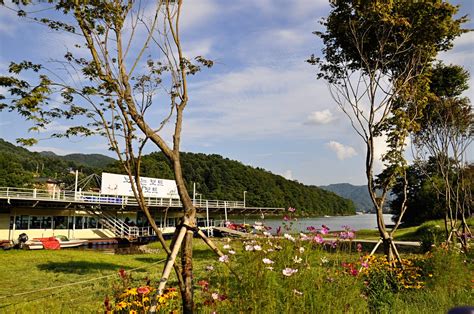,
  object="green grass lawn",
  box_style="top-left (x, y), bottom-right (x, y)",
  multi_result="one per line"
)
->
top-left (0, 232), bottom-right (472, 313)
